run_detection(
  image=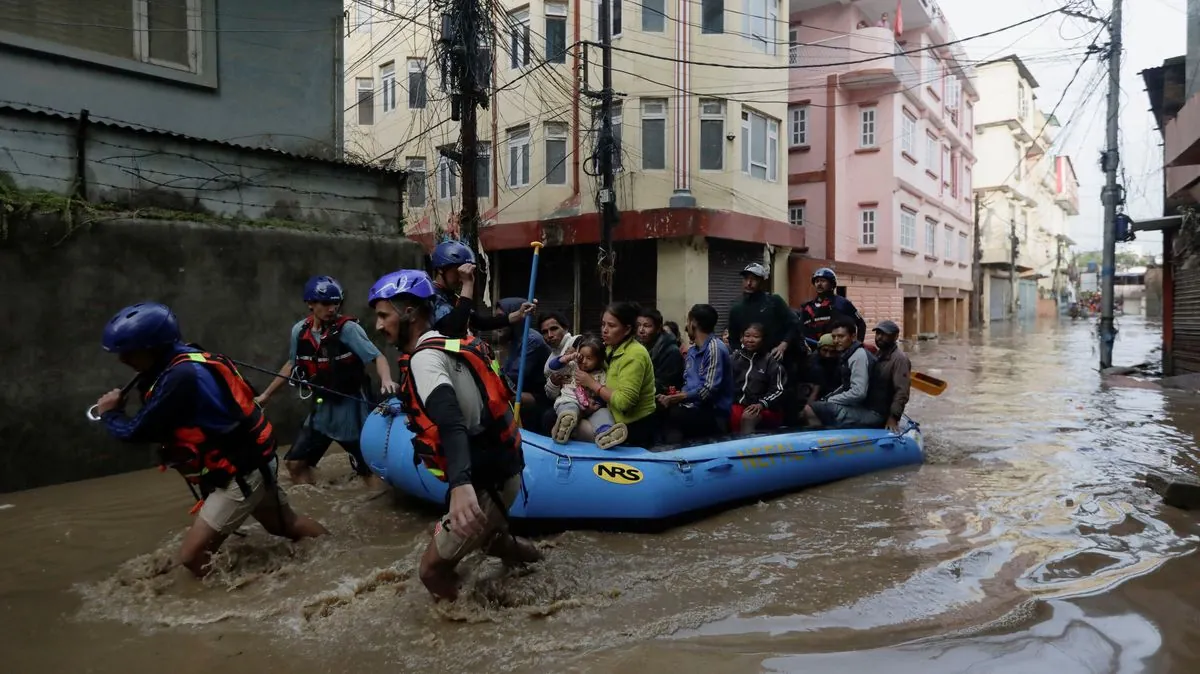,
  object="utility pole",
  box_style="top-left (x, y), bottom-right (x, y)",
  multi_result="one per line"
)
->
top-left (970, 193), bottom-right (983, 328)
top-left (596, 0), bottom-right (618, 302)
top-left (1099, 0), bottom-right (1123, 369)
top-left (440, 0), bottom-right (489, 275)
top-left (1009, 208), bottom-right (1018, 319)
